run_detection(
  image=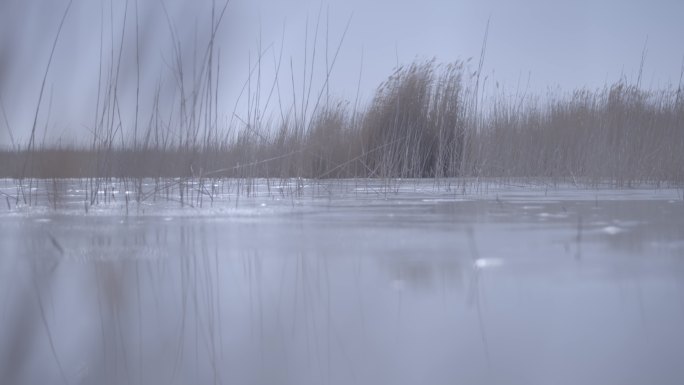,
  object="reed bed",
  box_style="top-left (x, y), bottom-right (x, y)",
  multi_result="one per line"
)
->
top-left (3, 63), bottom-right (682, 184)
top-left (2, 2), bottom-right (682, 209)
